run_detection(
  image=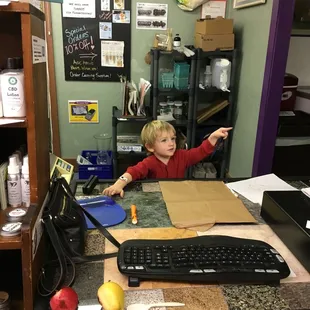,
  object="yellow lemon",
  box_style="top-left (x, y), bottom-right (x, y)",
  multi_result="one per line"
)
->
top-left (97, 281), bottom-right (125, 310)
